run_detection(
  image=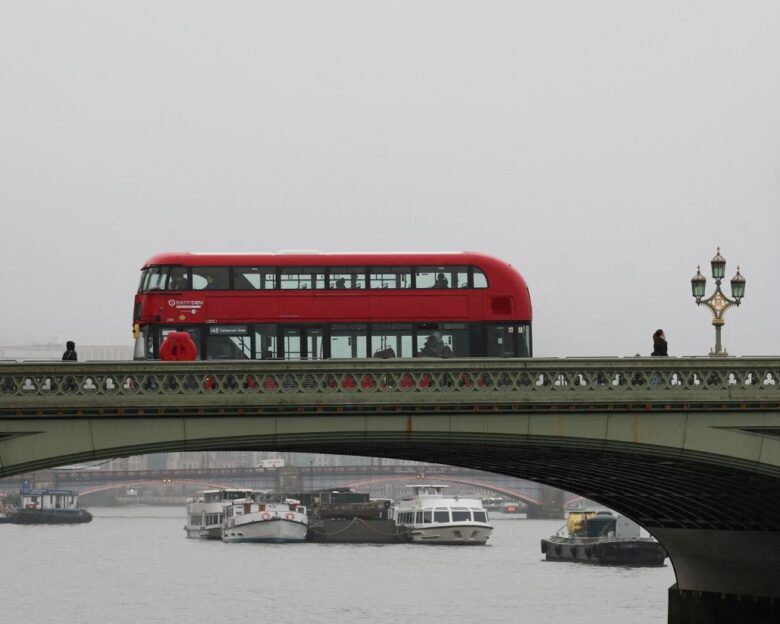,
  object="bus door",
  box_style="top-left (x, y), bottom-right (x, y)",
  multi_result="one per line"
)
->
top-left (280, 325), bottom-right (326, 360)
